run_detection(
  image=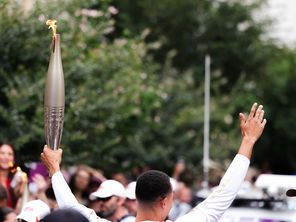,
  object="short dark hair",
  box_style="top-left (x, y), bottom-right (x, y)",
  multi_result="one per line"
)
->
top-left (0, 207), bottom-right (14, 221)
top-left (43, 209), bottom-right (89, 222)
top-left (136, 170), bottom-right (172, 203)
